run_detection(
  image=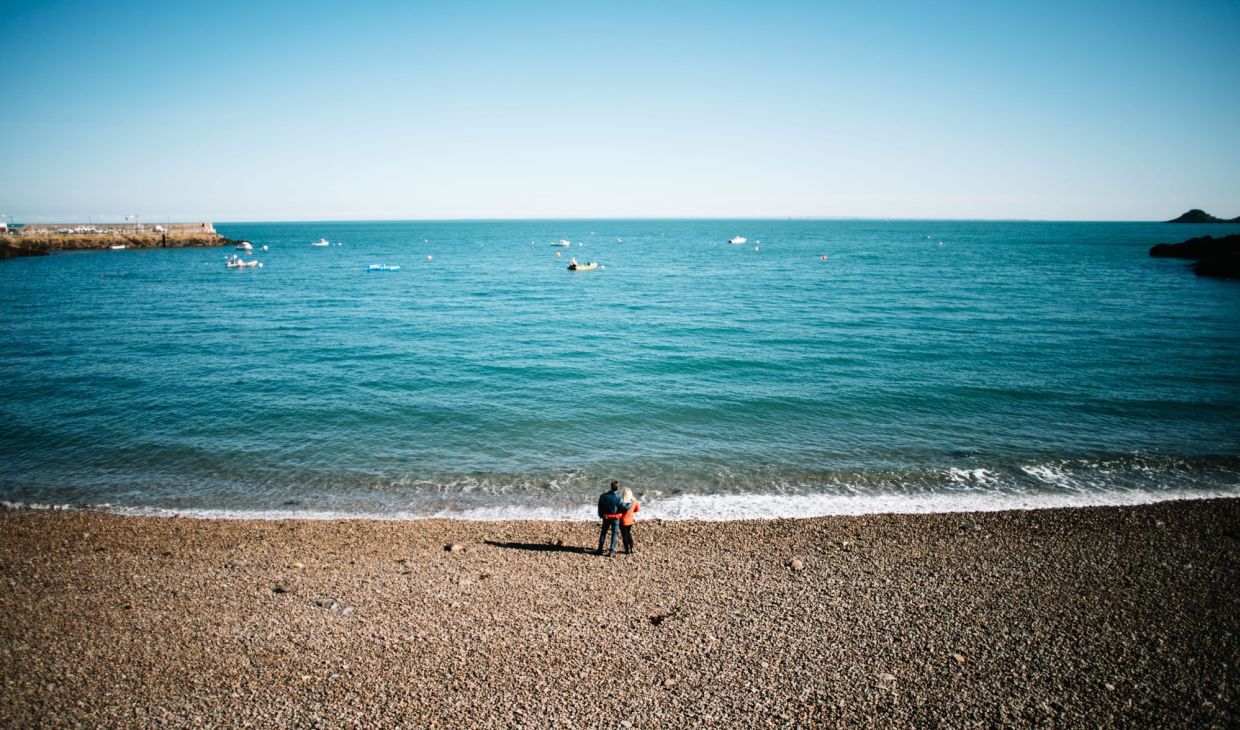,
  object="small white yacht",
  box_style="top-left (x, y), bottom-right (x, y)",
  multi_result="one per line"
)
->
top-left (728, 236), bottom-right (747, 245)
top-left (236, 241), bottom-right (253, 251)
top-left (551, 240), bottom-right (571, 247)
top-left (311, 238), bottom-right (330, 247)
